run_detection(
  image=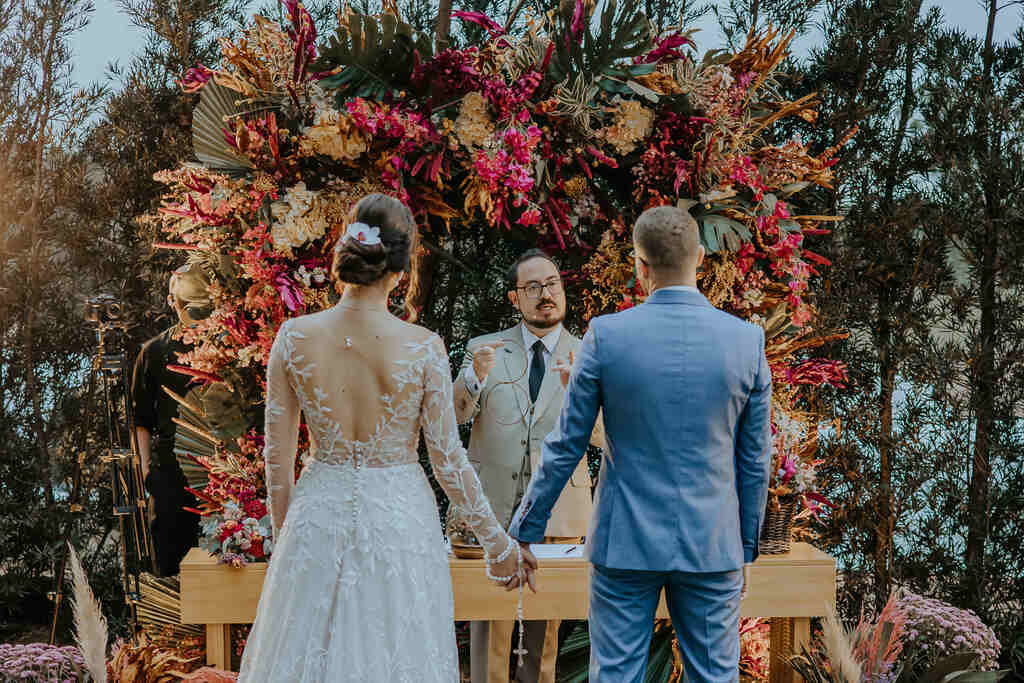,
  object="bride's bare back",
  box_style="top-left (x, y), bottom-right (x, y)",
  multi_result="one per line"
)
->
top-left (293, 306), bottom-right (433, 443)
